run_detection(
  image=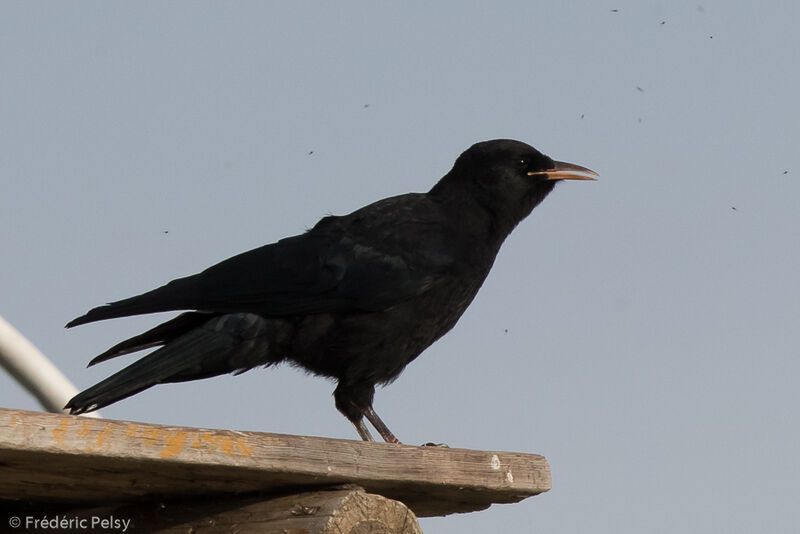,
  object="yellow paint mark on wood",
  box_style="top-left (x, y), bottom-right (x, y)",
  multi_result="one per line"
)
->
top-left (52, 419), bottom-right (69, 447)
top-left (160, 431), bottom-right (188, 459)
top-left (195, 433), bottom-right (253, 457)
top-left (205, 434), bottom-right (232, 455)
top-left (235, 439), bottom-right (254, 457)
top-left (140, 427), bottom-right (164, 446)
top-left (125, 425), bottom-right (139, 439)
top-left (94, 425), bottom-right (113, 449)
top-left (78, 421), bottom-right (91, 437)
top-left (199, 433), bottom-right (222, 452)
